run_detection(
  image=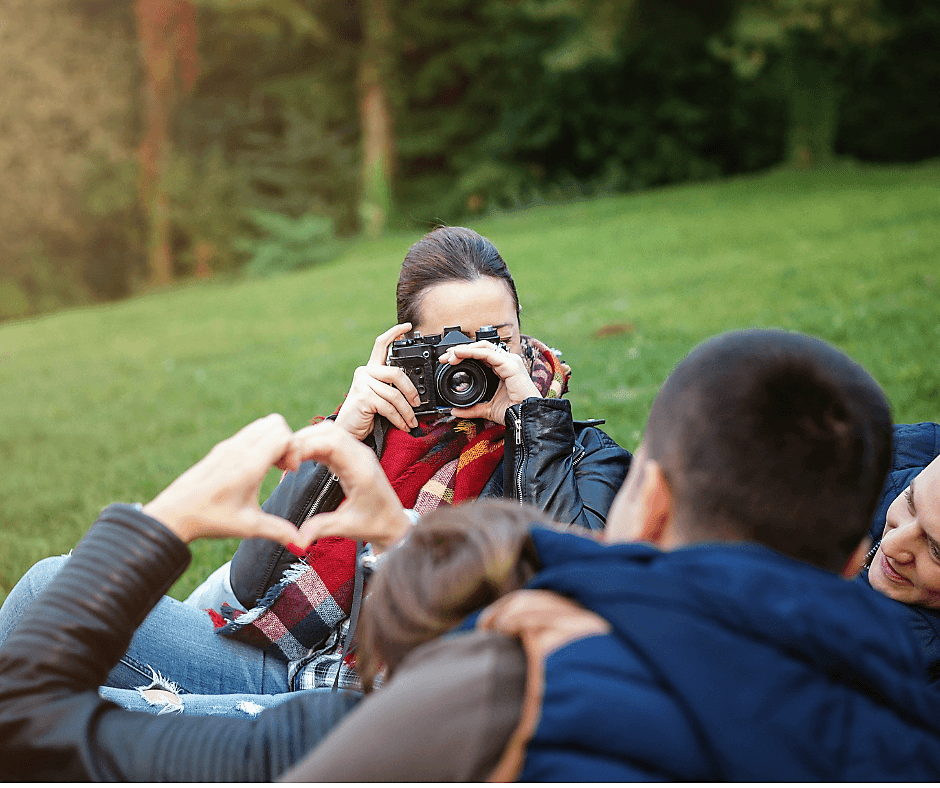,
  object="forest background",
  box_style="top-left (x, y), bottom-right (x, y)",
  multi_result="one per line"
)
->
top-left (1, 0), bottom-right (939, 320)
